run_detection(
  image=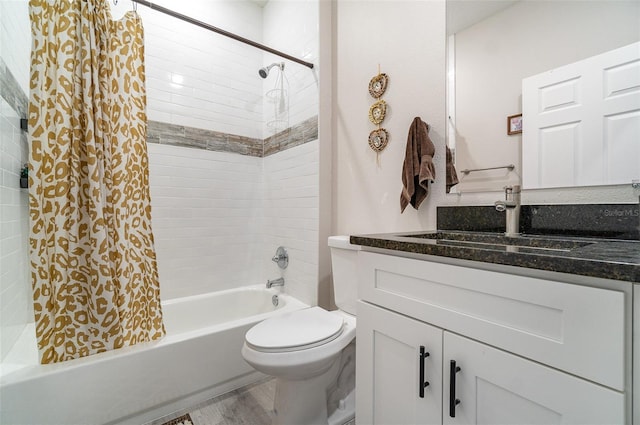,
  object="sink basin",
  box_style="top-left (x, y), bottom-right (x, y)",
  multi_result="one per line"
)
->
top-left (397, 231), bottom-right (593, 252)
